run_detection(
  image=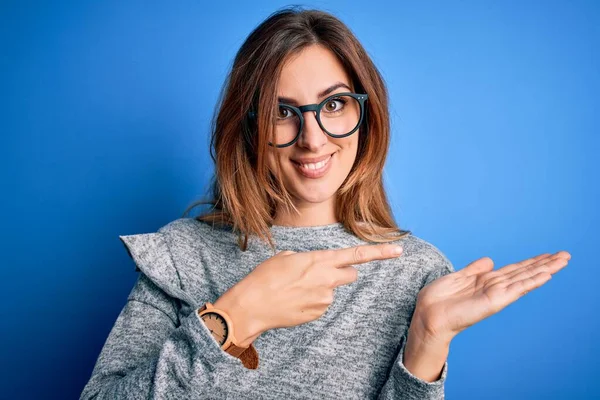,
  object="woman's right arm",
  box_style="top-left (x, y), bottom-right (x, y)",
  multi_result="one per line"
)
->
top-left (79, 272), bottom-right (256, 400)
